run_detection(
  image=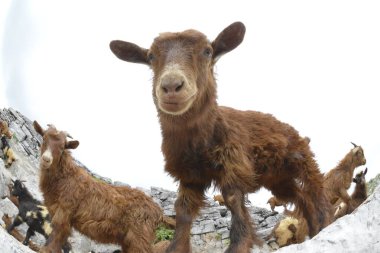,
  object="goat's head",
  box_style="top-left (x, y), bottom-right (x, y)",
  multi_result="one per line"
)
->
top-left (110, 22), bottom-right (246, 116)
top-left (350, 142), bottom-right (366, 167)
top-left (33, 121), bottom-right (79, 169)
top-left (353, 167), bottom-right (368, 185)
top-left (10, 179), bottom-right (27, 197)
